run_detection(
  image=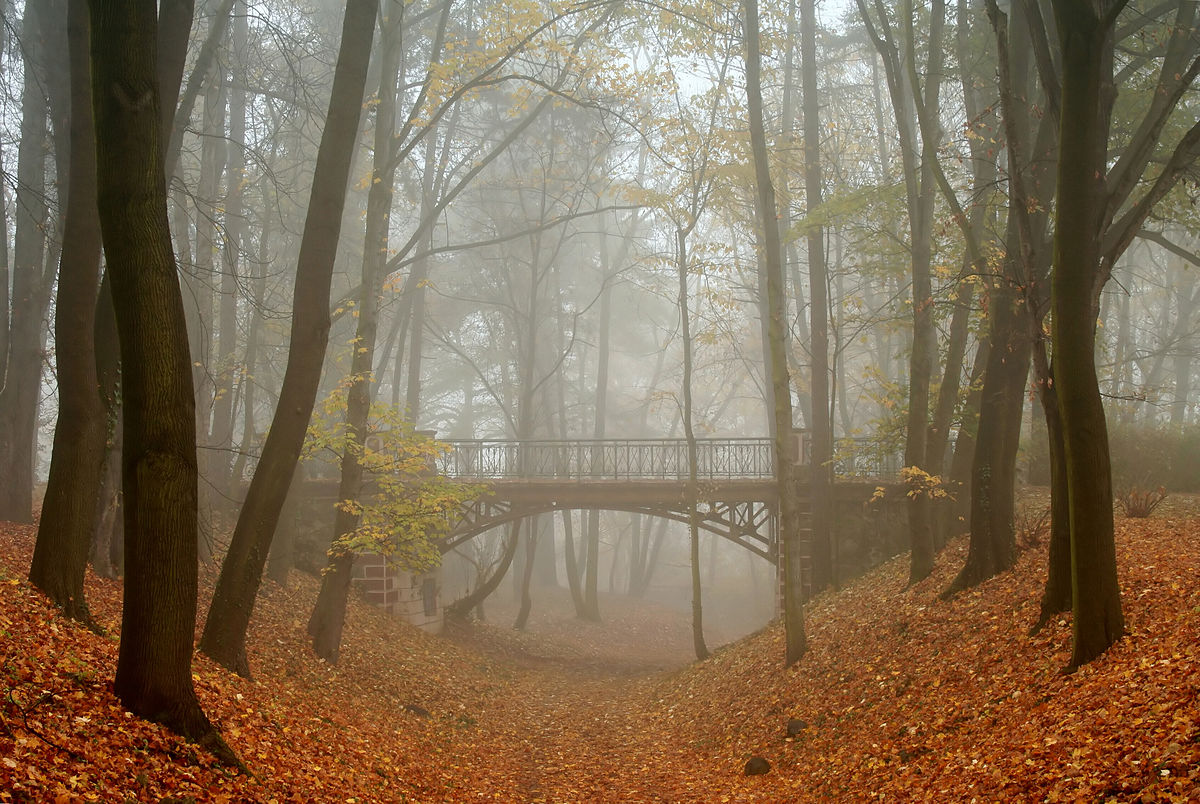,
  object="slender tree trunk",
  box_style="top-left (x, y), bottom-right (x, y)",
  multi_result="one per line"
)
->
top-left (801, 0), bottom-right (833, 592)
top-left (193, 72), bottom-right (226, 561)
top-left (581, 251), bottom-right (613, 622)
top-left (1031, 373), bottom-right (1072, 632)
top-left (199, 0), bottom-right (377, 677)
top-left (447, 522), bottom-right (520, 620)
top-left (1170, 265), bottom-right (1197, 428)
top-left (678, 226), bottom-right (709, 661)
top-left (91, 275), bottom-right (124, 577)
top-left (0, 0), bottom-right (53, 523)
top-left (230, 157), bottom-right (270, 487)
top-left (513, 528), bottom-right (537, 630)
top-left (209, 10), bottom-right (249, 517)
top-left (746, 0), bottom-right (806, 665)
top-left (266, 463), bottom-right (303, 587)
top-left (554, 356), bottom-right (586, 614)
top-left (29, 0), bottom-right (106, 627)
top-left (942, 334), bottom-right (989, 540)
top-left (307, 1), bottom-right (407, 666)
